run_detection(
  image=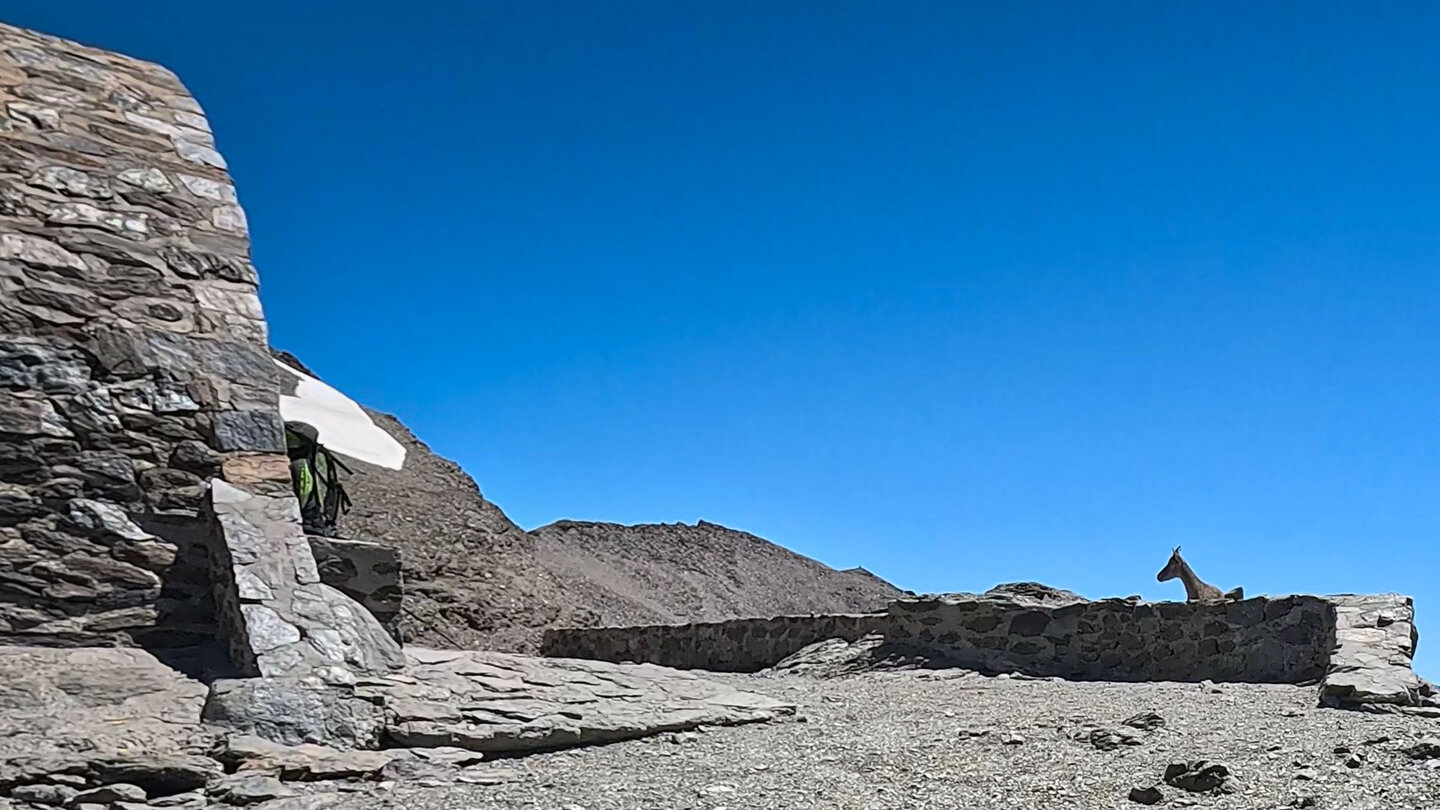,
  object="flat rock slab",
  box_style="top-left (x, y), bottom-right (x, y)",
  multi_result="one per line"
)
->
top-left (370, 648), bottom-right (796, 753)
top-left (0, 646), bottom-right (213, 760)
